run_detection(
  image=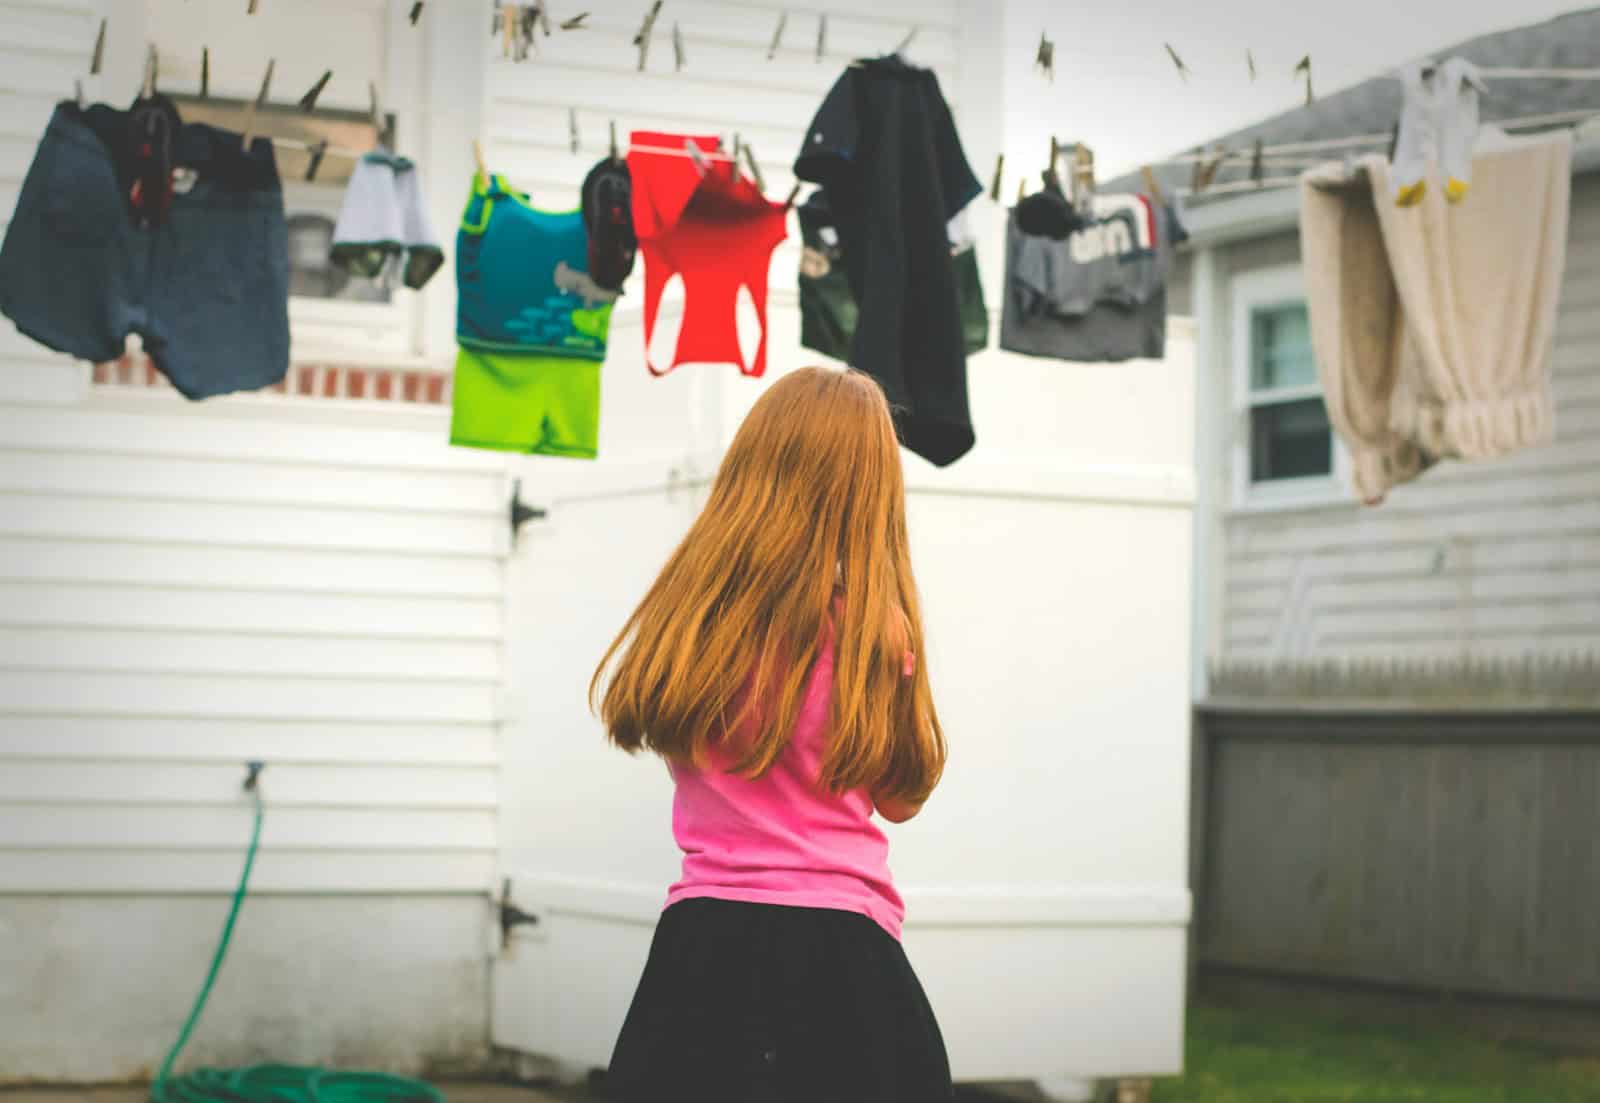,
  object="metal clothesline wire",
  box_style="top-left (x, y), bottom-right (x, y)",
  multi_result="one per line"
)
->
top-left (1150, 104), bottom-right (1600, 168)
